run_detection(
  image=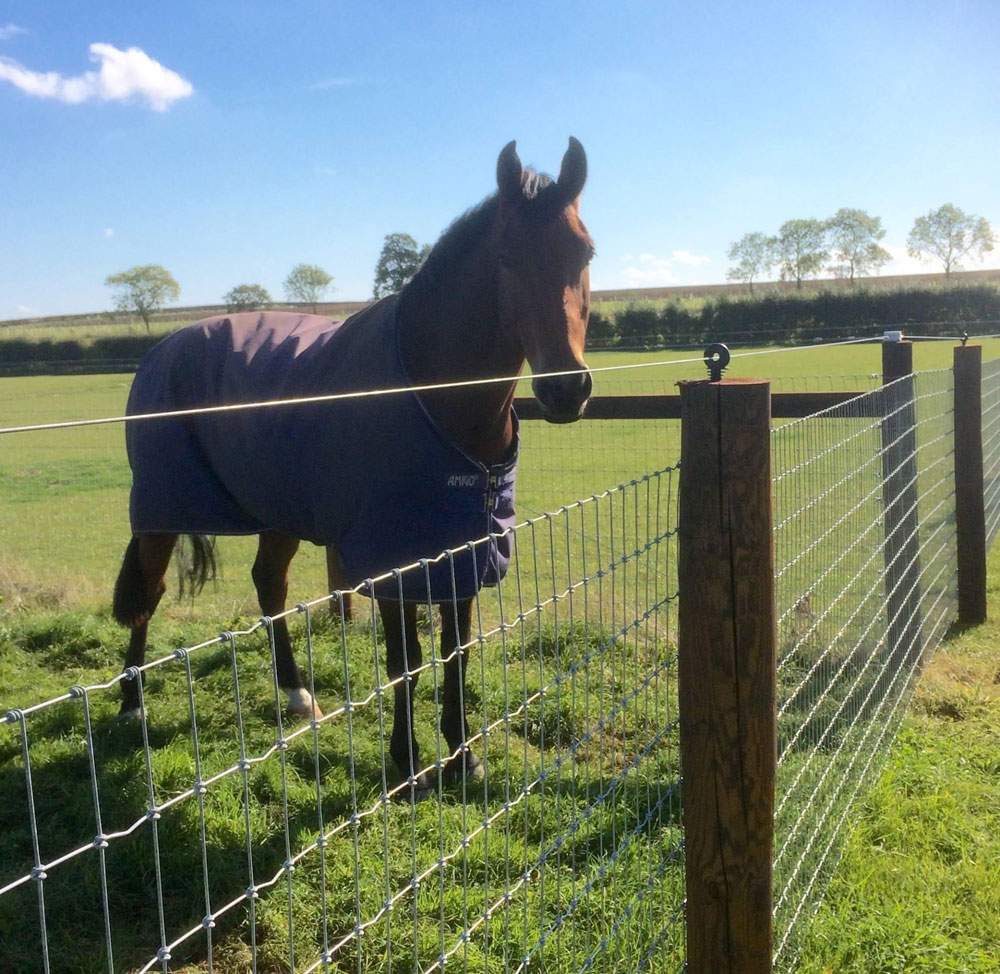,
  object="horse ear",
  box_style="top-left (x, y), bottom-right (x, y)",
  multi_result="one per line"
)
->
top-left (556, 136), bottom-right (587, 204)
top-left (497, 140), bottom-right (523, 202)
